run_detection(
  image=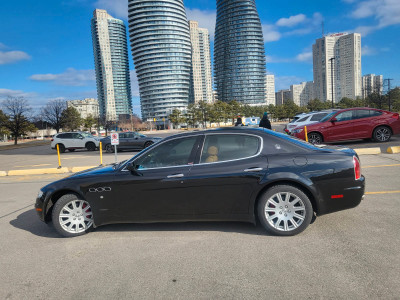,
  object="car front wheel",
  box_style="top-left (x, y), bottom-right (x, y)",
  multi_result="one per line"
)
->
top-left (308, 132), bottom-right (323, 144)
top-left (373, 126), bottom-right (391, 142)
top-left (258, 185), bottom-right (313, 236)
top-left (105, 144), bottom-right (113, 153)
top-left (144, 141), bottom-right (153, 148)
top-left (52, 194), bottom-right (93, 237)
top-left (86, 142), bottom-right (96, 151)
